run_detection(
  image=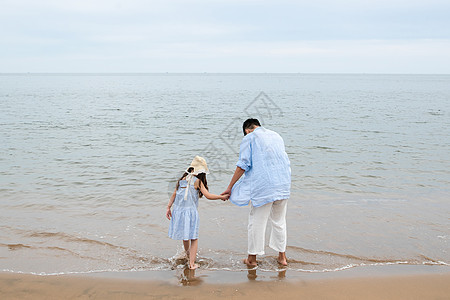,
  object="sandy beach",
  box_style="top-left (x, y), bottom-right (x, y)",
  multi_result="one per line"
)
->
top-left (1, 266), bottom-right (449, 300)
